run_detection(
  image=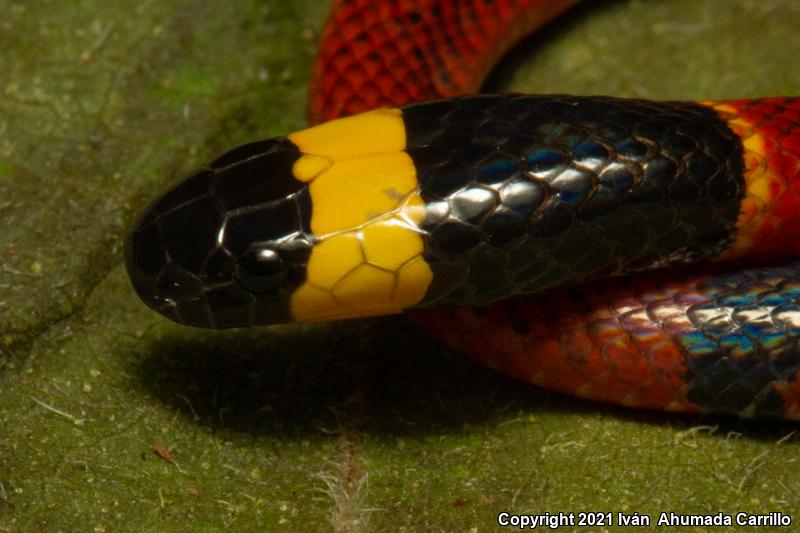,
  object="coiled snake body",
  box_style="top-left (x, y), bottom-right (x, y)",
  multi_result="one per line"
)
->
top-left (125, 0), bottom-right (800, 419)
